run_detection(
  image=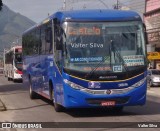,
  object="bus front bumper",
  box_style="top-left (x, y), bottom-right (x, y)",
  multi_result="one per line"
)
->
top-left (14, 73), bottom-right (22, 80)
top-left (63, 82), bottom-right (147, 108)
